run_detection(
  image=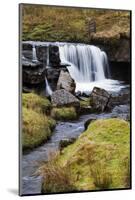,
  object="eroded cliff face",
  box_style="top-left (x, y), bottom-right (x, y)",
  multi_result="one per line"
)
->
top-left (90, 32), bottom-right (130, 62)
